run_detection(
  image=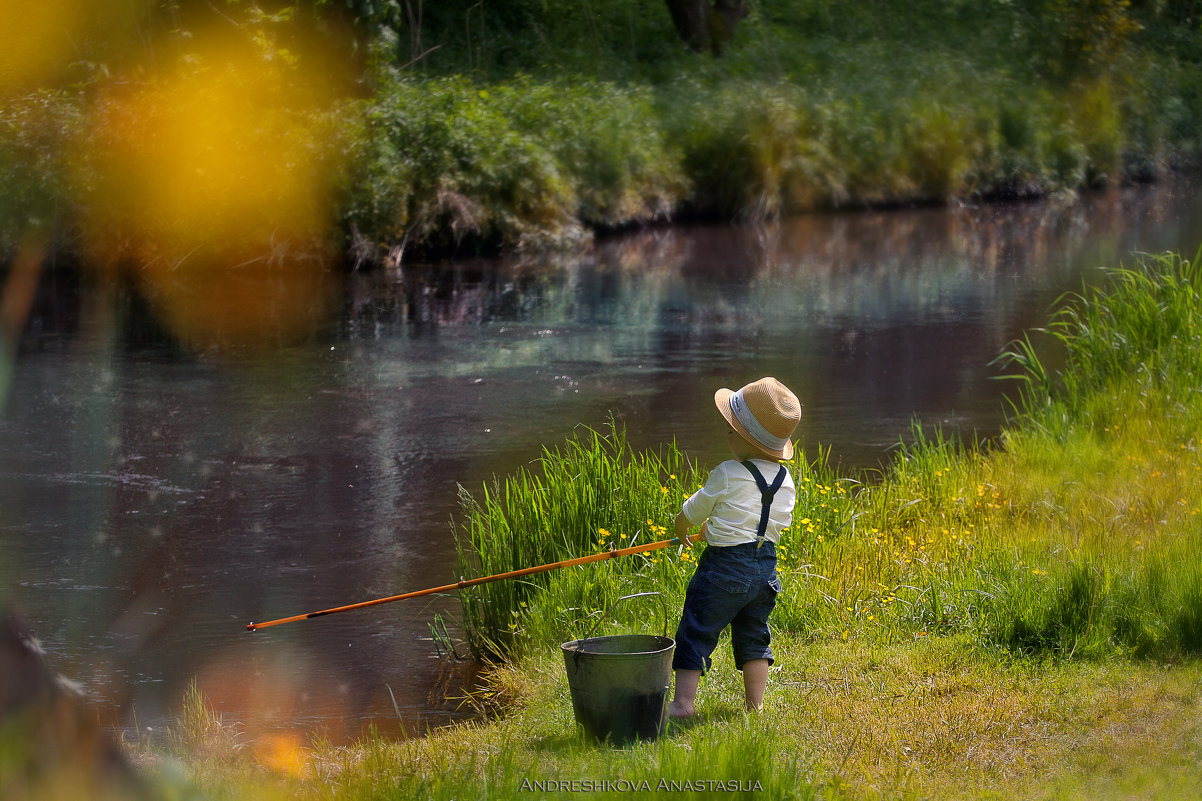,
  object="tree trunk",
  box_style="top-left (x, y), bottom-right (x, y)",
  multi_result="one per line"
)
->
top-left (664, 0), bottom-right (710, 53)
top-left (664, 0), bottom-right (748, 56)
top-left (709, 0), bottom-right (749, 55)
